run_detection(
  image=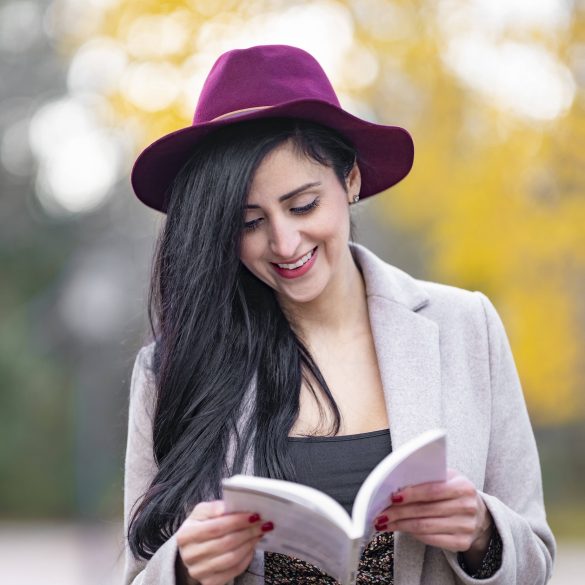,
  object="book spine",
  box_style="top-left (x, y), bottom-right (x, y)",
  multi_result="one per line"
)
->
top-left (346, 538), bottom-right (364, 585)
